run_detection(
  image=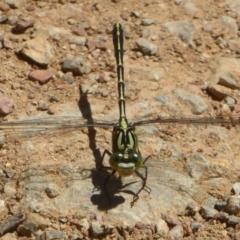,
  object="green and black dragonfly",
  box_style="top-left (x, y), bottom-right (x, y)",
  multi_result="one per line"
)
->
top-left (1, 23), bottom-right (240, 207)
